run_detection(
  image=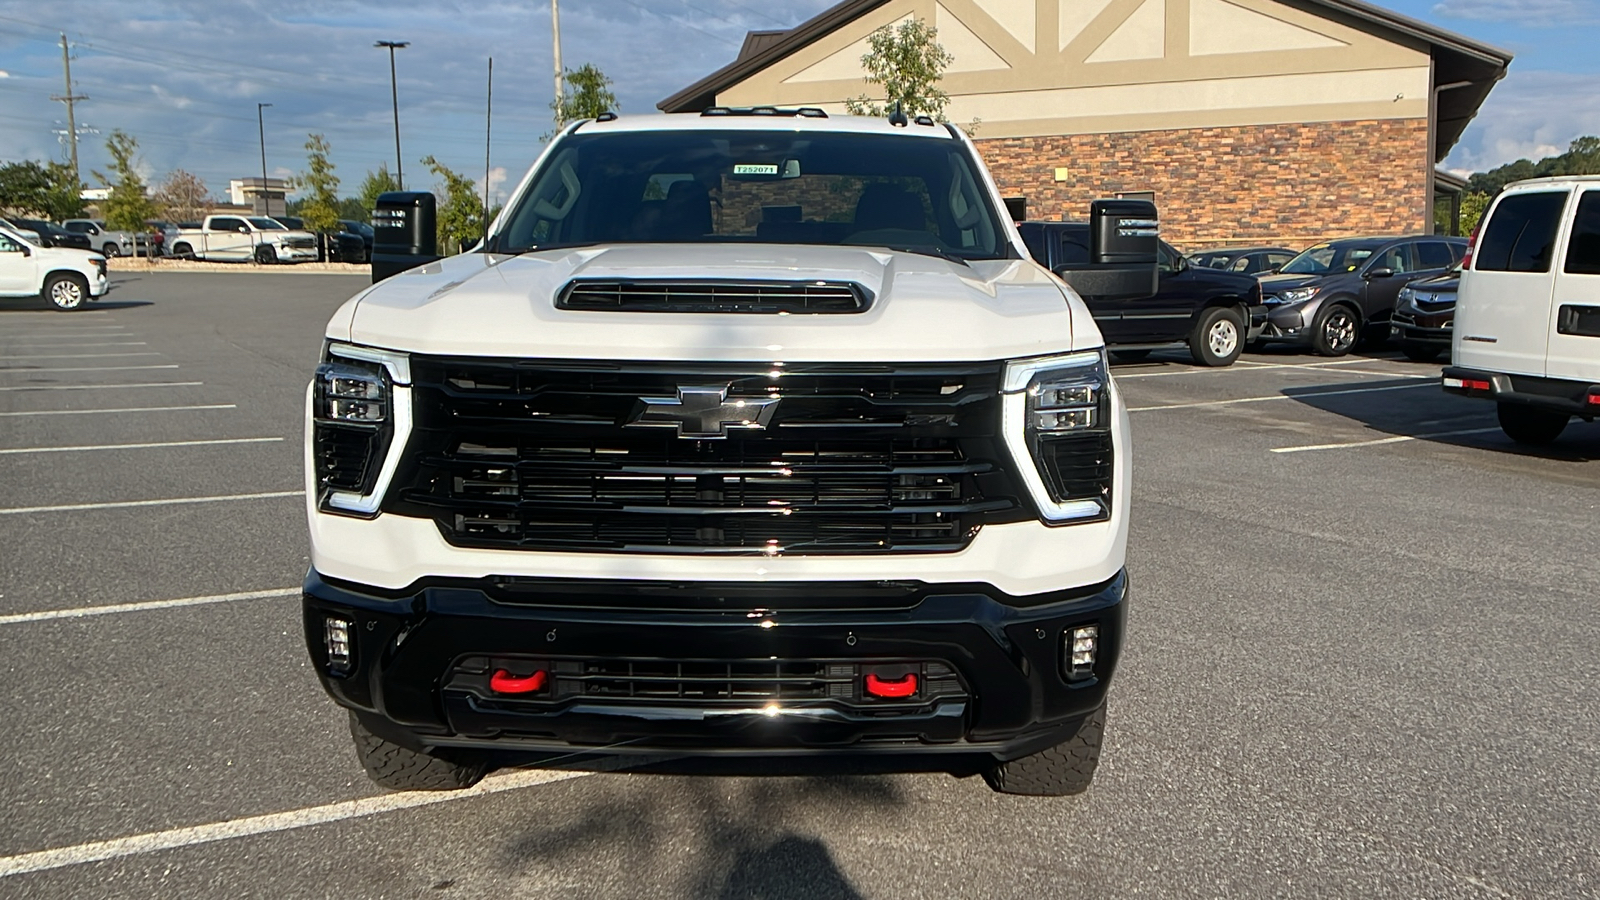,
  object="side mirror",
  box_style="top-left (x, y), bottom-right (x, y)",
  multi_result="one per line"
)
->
top-left (1366, 266), bottom-right (1395, 279)
top-left (1052, 199), bottom-right (1159, 302)
top-left (371, 191), bottom-right (440, 283)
